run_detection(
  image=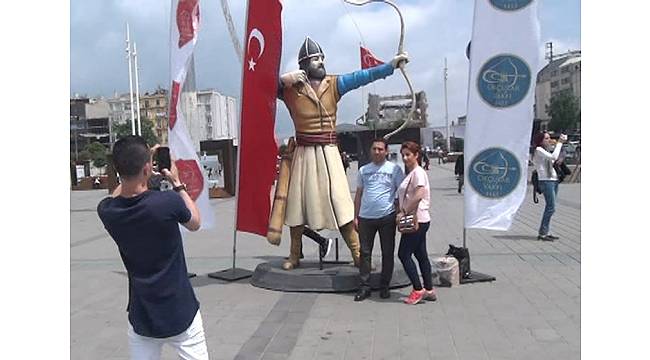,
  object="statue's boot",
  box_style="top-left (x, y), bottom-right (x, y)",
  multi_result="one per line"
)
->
top-left (339, 222), bottom-right (361, 267)
top-left (282, 226), bottom-right (304, 270)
